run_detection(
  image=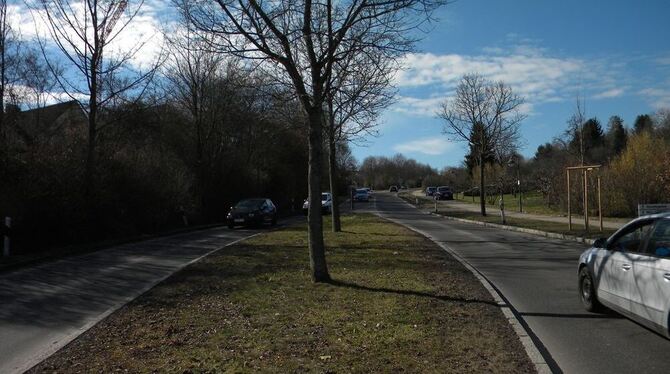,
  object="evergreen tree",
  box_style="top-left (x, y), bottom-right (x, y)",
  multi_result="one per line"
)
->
top-left (570, 117), bottom-right (605, 163)
top-left (606, 115), bottom-right (627, 157)
top-left (633, 114), bottom-right (654, 135)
